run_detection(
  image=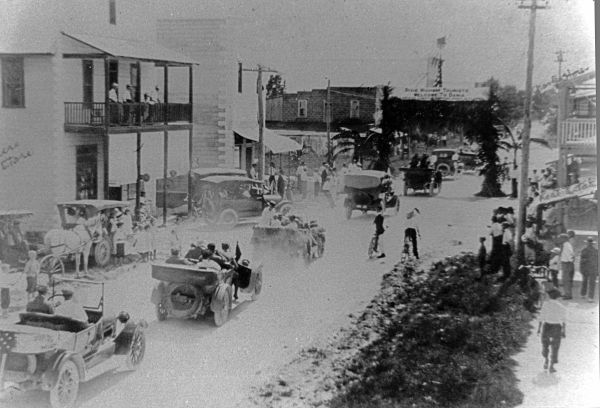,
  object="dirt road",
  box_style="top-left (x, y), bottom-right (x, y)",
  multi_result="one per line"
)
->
top-left (5, 174), bottom-right (510, 408)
